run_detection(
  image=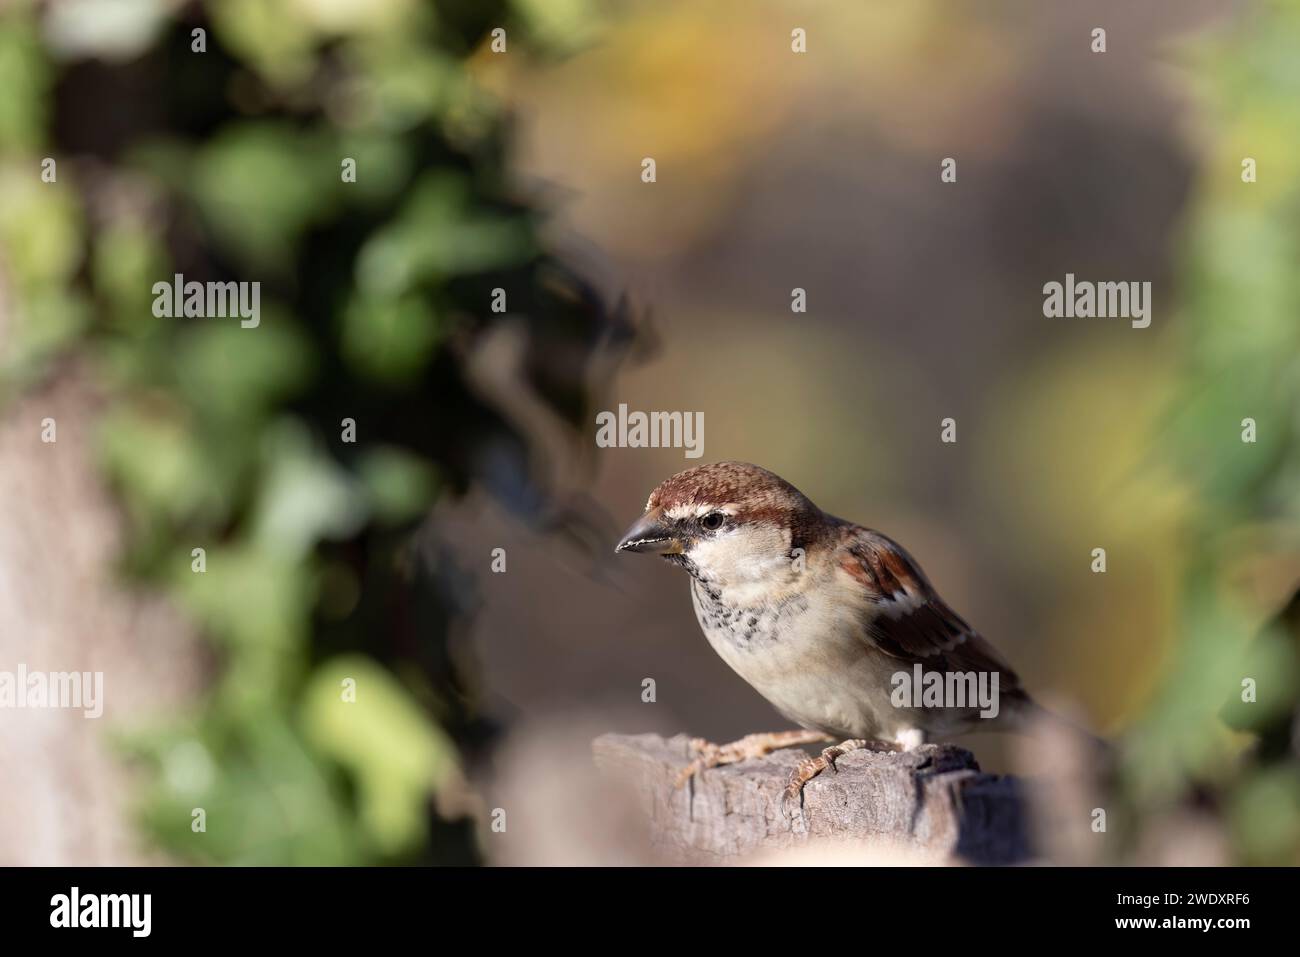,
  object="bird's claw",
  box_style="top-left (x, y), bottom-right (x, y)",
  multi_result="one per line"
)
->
top-left (675, 730), bottom-right (836, 791)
